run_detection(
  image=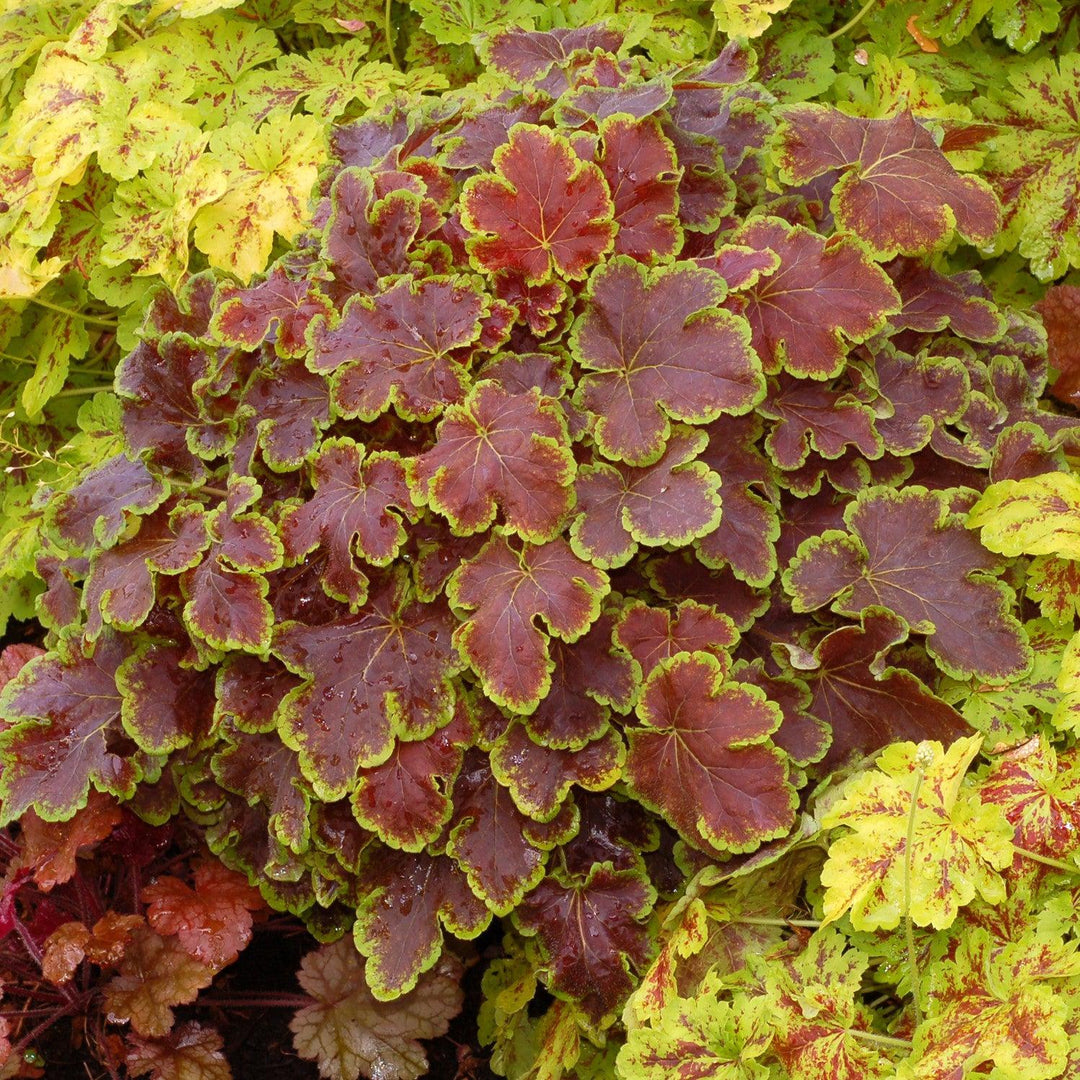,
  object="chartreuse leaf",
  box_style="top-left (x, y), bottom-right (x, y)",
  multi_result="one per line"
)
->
top-left (974, 53), bottom-right (1080, 279)
top-left (762, 929), bottom-right (895, 1080)
top-left (617, 990), bottom-right (771, 1079)
top-left (193, 113), bottom-right (326, 282)
top-left (1025, 556), bottom-right (1080, 626)
top-left (819, 735), bottom-right (1015, 931)
top-left (900, 928), bottom-right (1080, 1080)
top-left (411, 0), bottom-right (546, 45)
top-left (968, 472), bottom-right (1080, 559)
top-left (711, 0), bottom-right (795, 37)
top-left (918, 0), bottom-right (1061, 54)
